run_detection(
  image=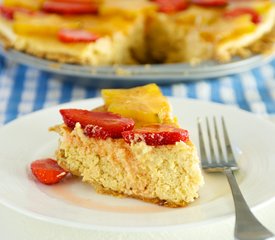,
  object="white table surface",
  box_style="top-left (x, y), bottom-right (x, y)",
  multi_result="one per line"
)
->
top-left (0, 200), bottom-right (275, 240)
top-left (1, 117), bottom-right (275, 240)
